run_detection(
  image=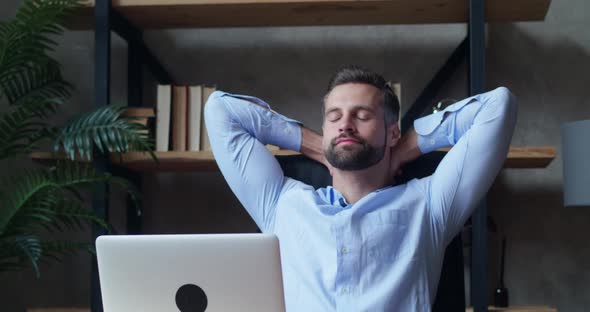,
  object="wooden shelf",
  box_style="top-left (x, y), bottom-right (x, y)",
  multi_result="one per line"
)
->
top-left (499, 146), bottom-right (556, 168)
top-left (69, 0), bottom-right (551, 29)
top-left (31, 149), bottom-right (299, 172)
top-left (31, 146), bottom-right (555, 172)
top-left (113, 149), bottom-right (301, 171)
top-left (438, 146), bottom-right (556, 169)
